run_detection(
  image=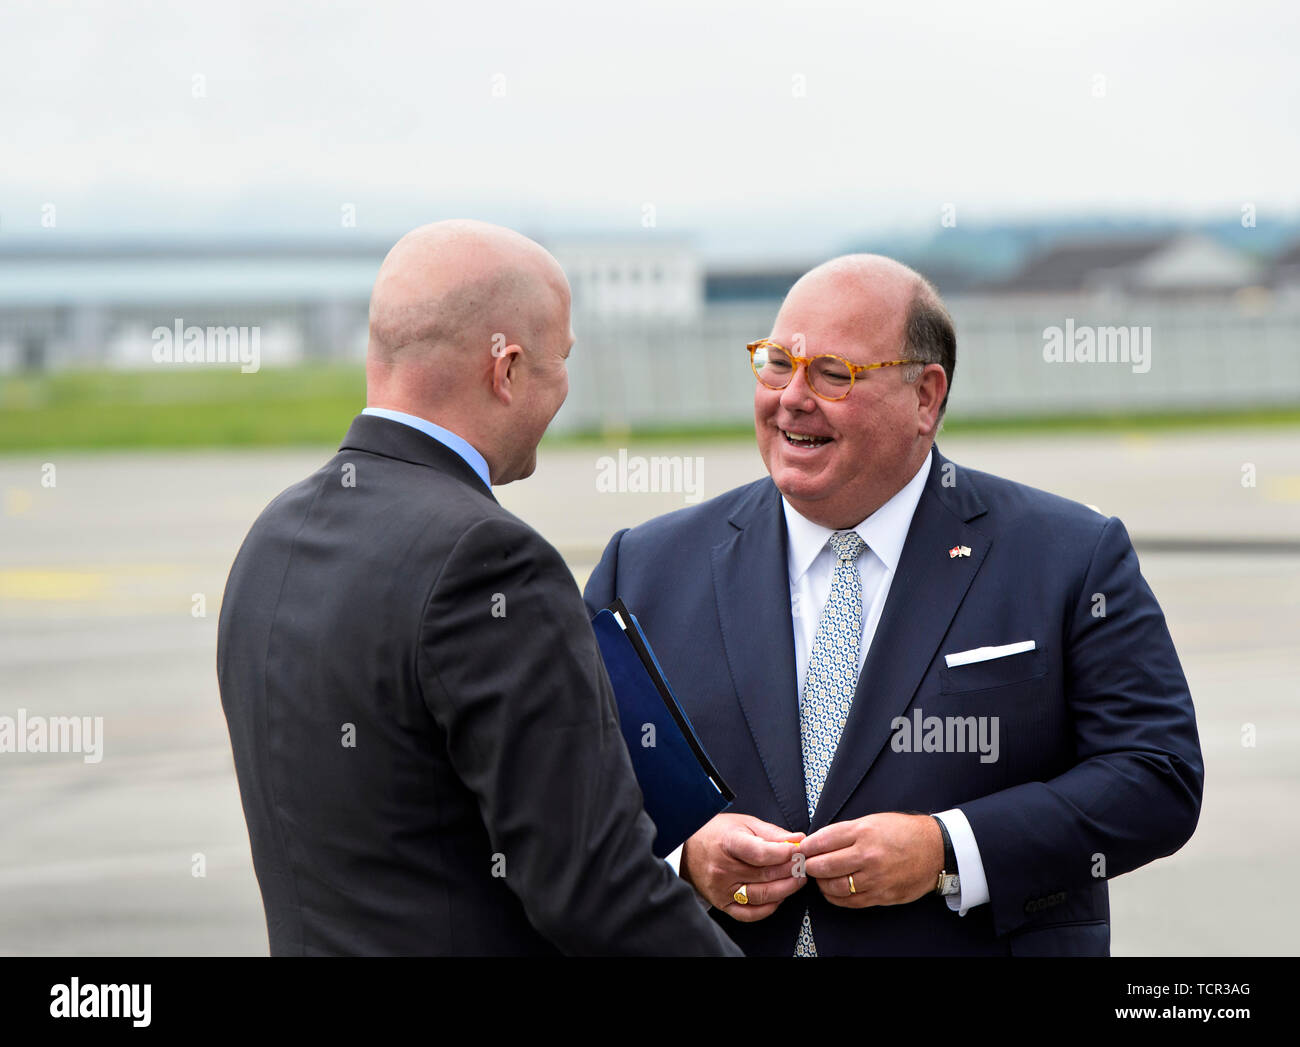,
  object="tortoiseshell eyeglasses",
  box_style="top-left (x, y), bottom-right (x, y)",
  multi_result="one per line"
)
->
top-left (747, 339), bottom-right (912, 402)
